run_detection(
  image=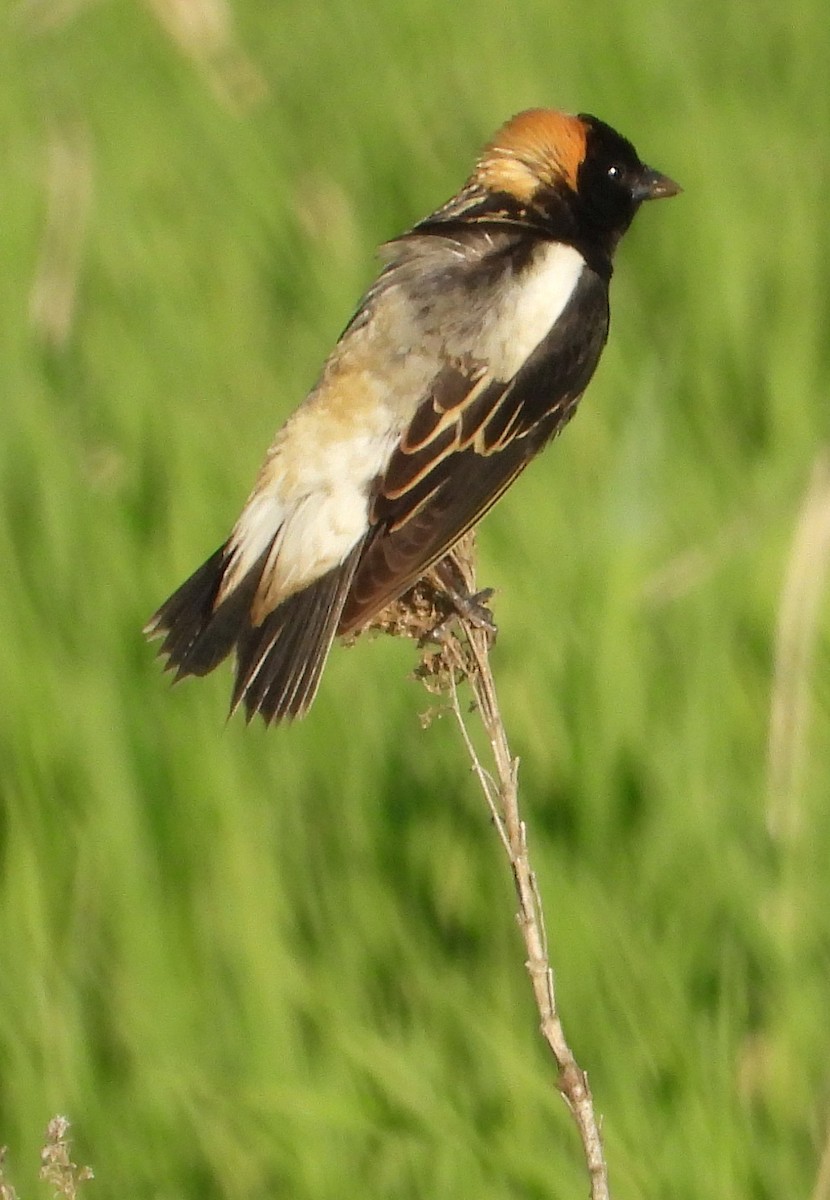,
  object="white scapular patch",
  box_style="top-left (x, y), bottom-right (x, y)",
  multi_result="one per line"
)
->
top-left (479, 241), bottom-right (585, 377)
